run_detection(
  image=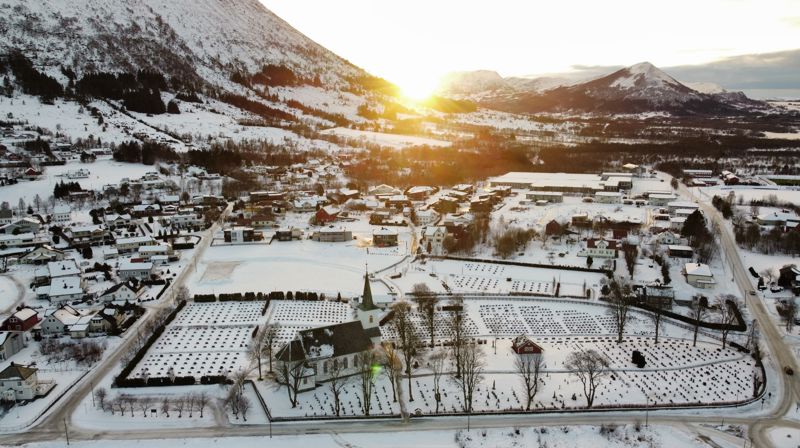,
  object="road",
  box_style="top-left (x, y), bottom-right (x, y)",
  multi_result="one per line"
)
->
top-left (679, 182), bottom-right (800, 447)
top-left (0, 273), bottom-right (26, 315)
top-left (1, 188), bottom-right (799, 447)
